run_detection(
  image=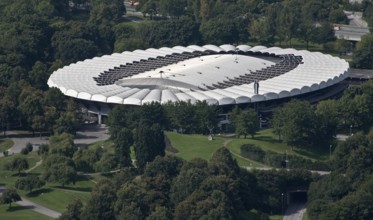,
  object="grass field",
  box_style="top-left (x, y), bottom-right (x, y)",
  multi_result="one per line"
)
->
top-left (22, 177), bottom-right (94, 212)
top-left (166, 132), bottom-right (225, 160)
top-left (0, 138), bottom-right (14, 153)
top-left (0, 203), bottom-right (53, 220)
top-left (227, 129), bottom-right (329, 161)
top-left (166, 129), bottom-right (329, 168)
top-left (166, 132), bottom-right (263, 167)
